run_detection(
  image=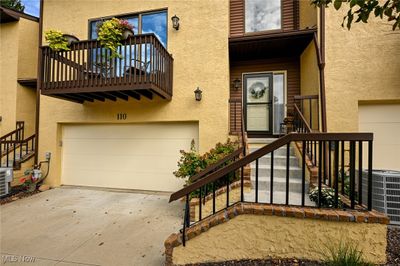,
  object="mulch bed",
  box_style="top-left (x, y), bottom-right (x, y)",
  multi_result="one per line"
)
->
top-left (0, 188), bottom-right (40, 205)
top-left (191, 259), bottom-right (322, 265)
top-left (387, 226), bottom-right (400, 265)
